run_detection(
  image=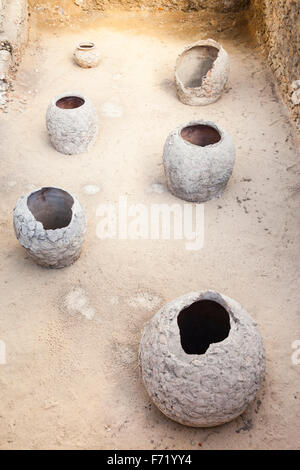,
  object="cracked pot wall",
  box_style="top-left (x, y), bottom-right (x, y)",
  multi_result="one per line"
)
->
top-left (249, 0), bottom-right (300, 129)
